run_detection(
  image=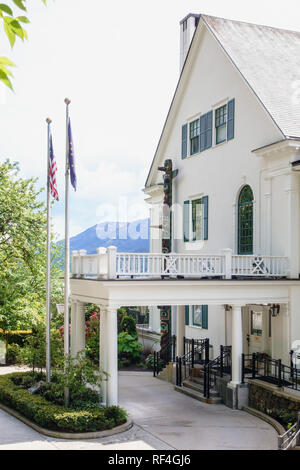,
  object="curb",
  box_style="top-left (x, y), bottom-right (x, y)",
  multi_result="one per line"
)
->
top-left (243, 405), bottom-right (285, 436)
top-left (0, 402), bottom-right (133, 440)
